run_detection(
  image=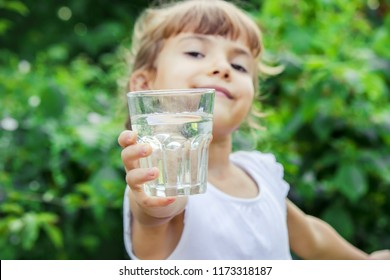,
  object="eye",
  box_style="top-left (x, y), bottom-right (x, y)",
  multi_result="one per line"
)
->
top-left (231, 63), bottom-right (247, 73)
top-left (184, 51), bottom-right (204, 59)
